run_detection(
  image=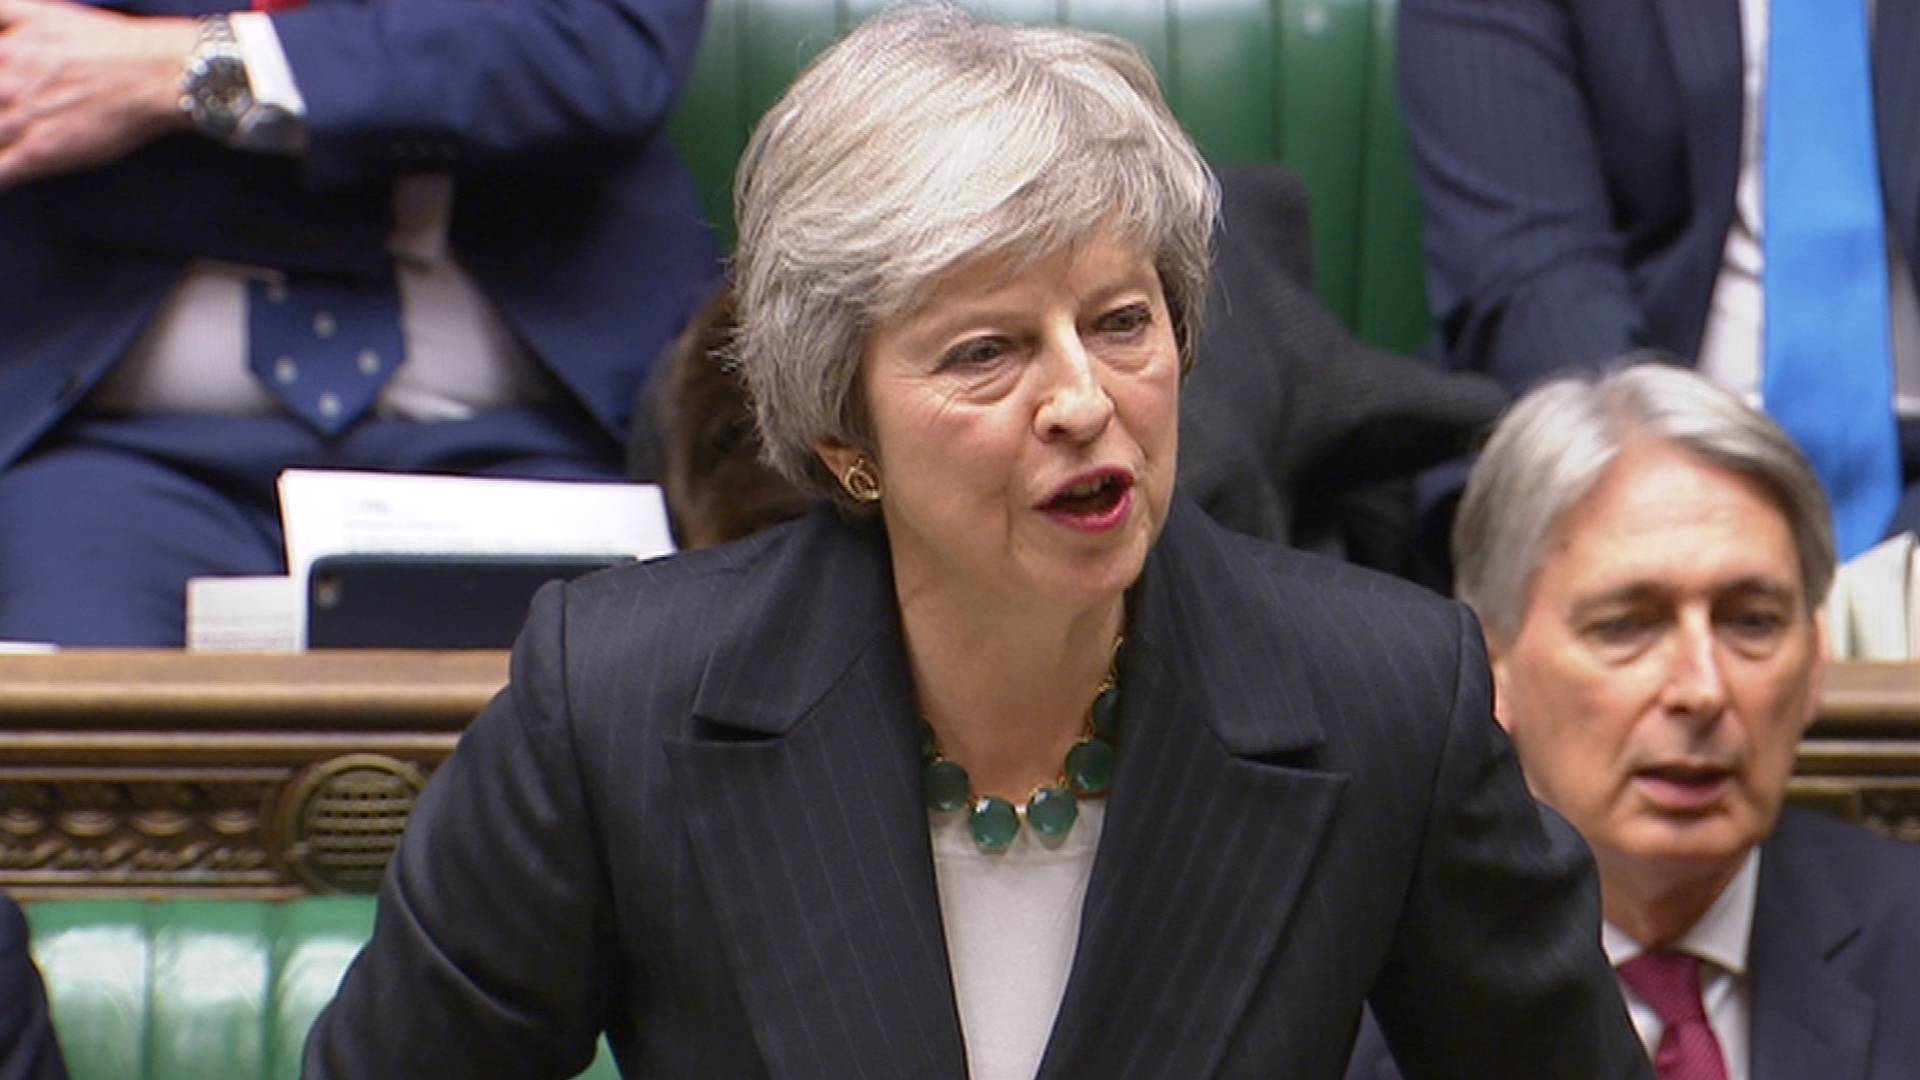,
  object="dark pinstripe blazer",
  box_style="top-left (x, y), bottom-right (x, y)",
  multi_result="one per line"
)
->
top-left (1397, 0), bottom-right (1920, 390)
top-left (1346, 808), bottom-right (1920, 1079)
top-left (305, 499), bottom-right (1648, 1079)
